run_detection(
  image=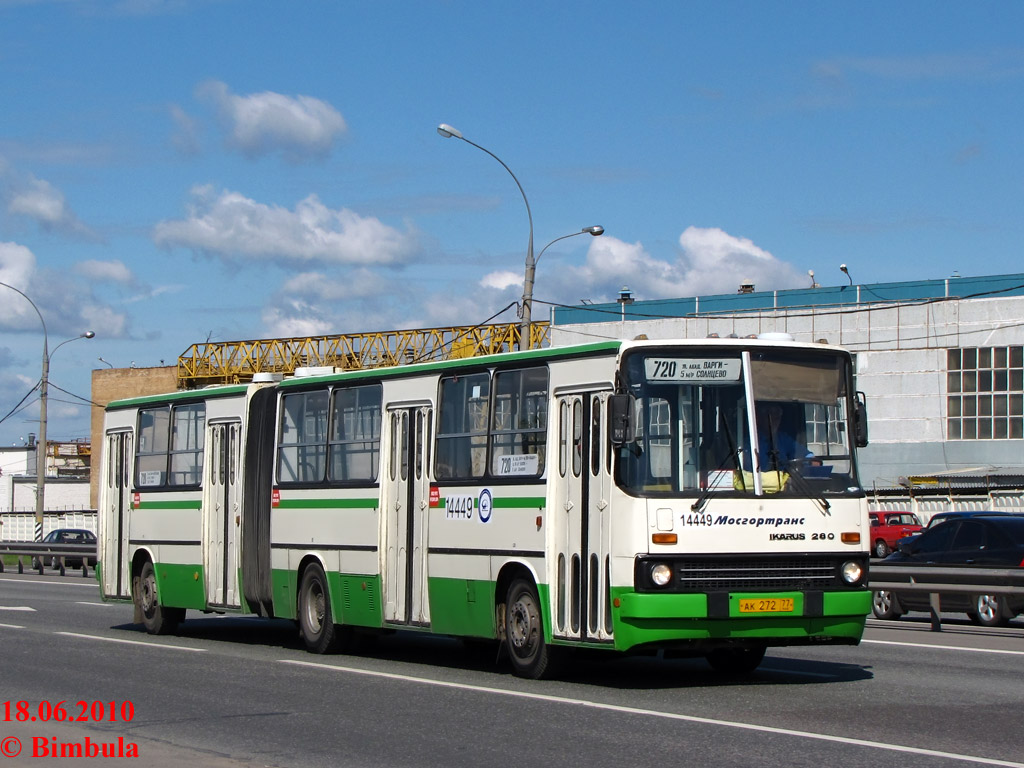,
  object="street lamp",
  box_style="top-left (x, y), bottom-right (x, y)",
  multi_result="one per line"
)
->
top-left (533, 226), bottom-right (605, 334)
top-left (536, 226), bottom-right (605, 267)
top-left (437, 123), bottom-right (536, 349)
top-left (0, 280), bottom-right (94, 540)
